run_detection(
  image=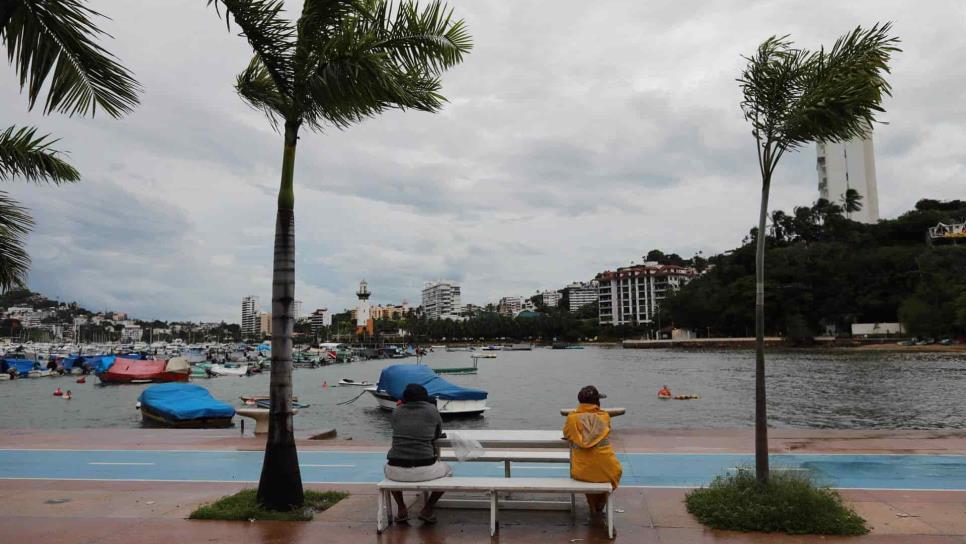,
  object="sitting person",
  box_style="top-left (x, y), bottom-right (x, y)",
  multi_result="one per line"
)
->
top-left (658, 385), bottom-right (672, 398)
top-left (563, 385), bottom-right (623, 515)
top-left (384, 383), bottom-right (452, 524)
